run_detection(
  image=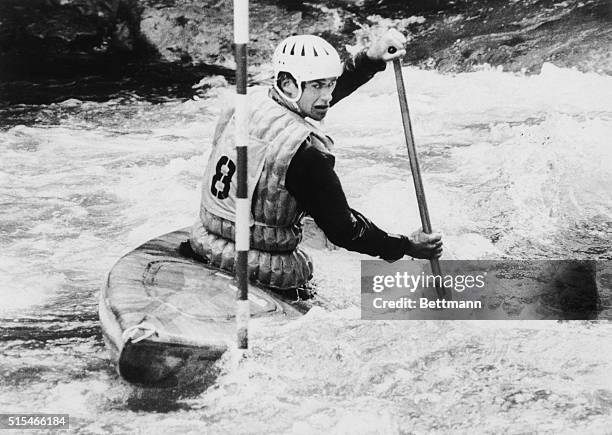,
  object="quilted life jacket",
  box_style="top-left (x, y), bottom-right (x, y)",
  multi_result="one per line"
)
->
top-left (190, 88), bottom-right (334, 289)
